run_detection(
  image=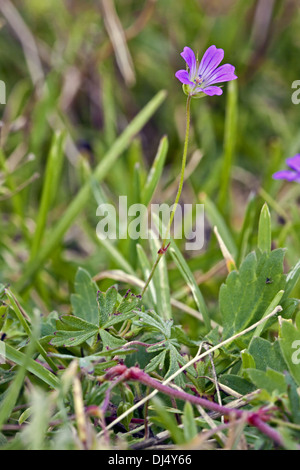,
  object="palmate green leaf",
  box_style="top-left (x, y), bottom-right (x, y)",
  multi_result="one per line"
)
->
top-left (71, 268), bottom-right (99, 326)
top-left (117, 291), bottom-right (141, 315)
top-left (55, 315), bottom-right (98, 332)
top-left (166, 343), bottom-right (197, 387)
top-left (101, 309), bottom-right (138, 329)
top-left (97, 286), bottom-right (118, 326)
top-left (50, 313), bottom-right (131, 349)
top-left (279, 313), bottom-right (300, 386)
top-left (51, 285), bottom-right (141, 349)
top-left (146, 342), bottom-right (166, 353)
top-left (166, 343), bottom-right (186, 388)
top-left (144, 349), bottom-right (167, 374)
top-left (220, 248), bottom-right (286, 340)
top-left (50, 315), bottom-right (98, 348)
top-left (98, 287), bottom-right (141, 327)
top-left (144, 337), bottom-right (197, 386)
top-left (99, 330), bottom-right (126, 349)
top-left (50, 331), bottom-right (96, 348)
top-left (133, 310), bottom-right (173, 338)
top-left (99, 290), bottom-right (141, 328)
top-left (171, 325), bottom-right (202, 348)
